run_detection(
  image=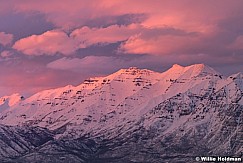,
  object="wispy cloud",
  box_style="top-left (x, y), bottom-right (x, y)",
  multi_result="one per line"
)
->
top-left (0, 32), bottom-right (13, 46)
